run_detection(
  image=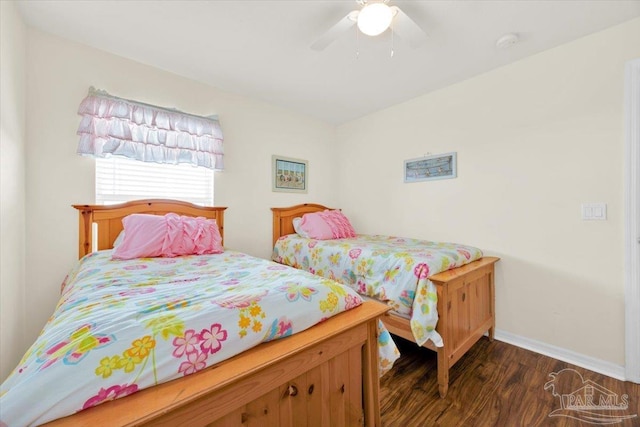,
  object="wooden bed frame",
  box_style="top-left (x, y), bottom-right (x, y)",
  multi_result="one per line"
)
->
top-left (272, 204), bottom-right (499, 398)
top-left (73, 199), bottom-right (227, 258)
top-left (43, 200), bottom-right (390, 426)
